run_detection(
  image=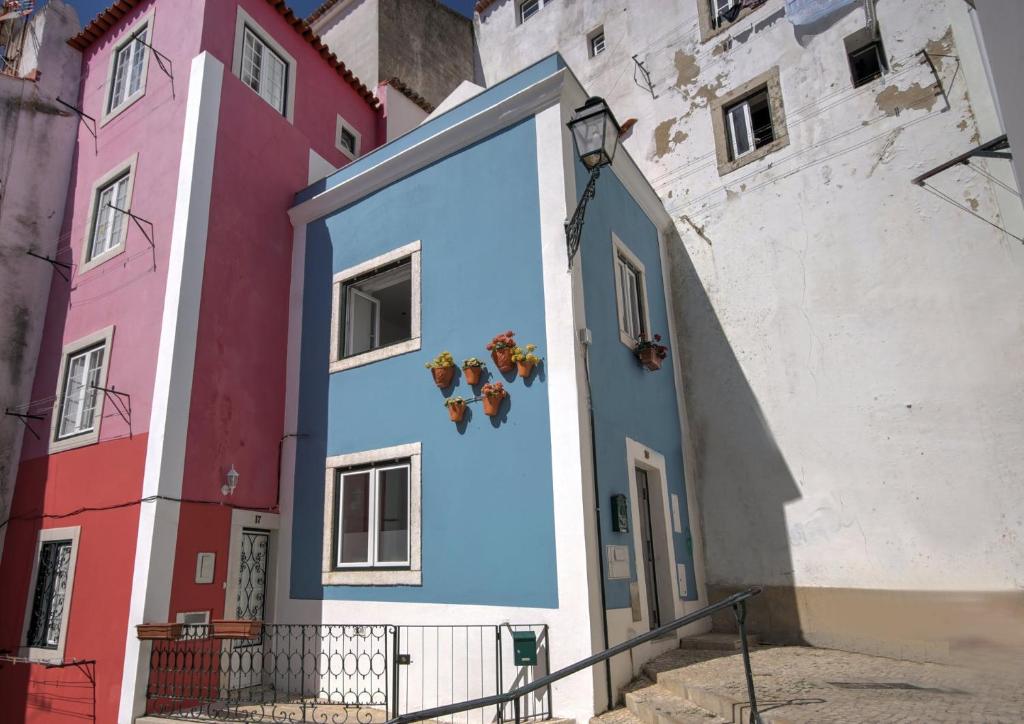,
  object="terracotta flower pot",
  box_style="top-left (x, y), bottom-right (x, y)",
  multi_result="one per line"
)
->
top-left (491, 348), bottom-right (514, 373)
top-left (517, 361), bottom-right (534, 378)
top-left (431, 366), bottom-right (456, 388)
top-left (638, 347), bottom-right (663, 371)
top-left (463, 366), bottom-right (482, 385)
top-left (137, 622), bottom-right (182, 641)
top-left (448, 402), bottom-right (466, 422)
top-left (211, 620), bottom-right (263, 640)
top-left (482, 394), bottom-right (505, 417)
